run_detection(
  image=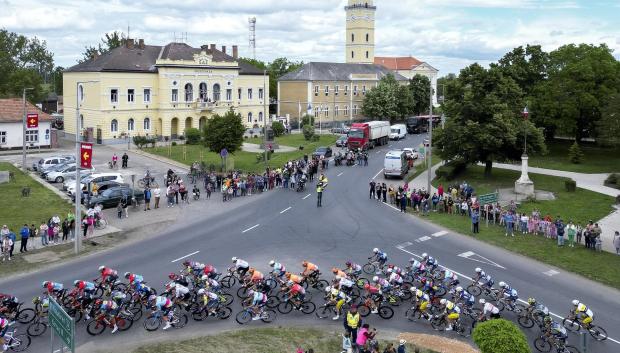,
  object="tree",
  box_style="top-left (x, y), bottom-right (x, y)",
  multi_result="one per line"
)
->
top-left (434, 64), bottom-right (546, 177)
top-left (568, 142), bottom-right (584, 164)
top-left (238, 57), bottom-right (303, 101)
top-left (596, 94), bottom-right (620, 147)
top-left (472, 319), bottom-right (529, 353)
top-left (184, 128), bottom-right (202, 145)
top-left (271, 121), bottom-right (285, 137)
top-left (79, 31), bottom-right (126, 63)
top-left (301, 114), bottom-right (315, 127)
top-left (51, 66), bottom-right (63, 95)
top-left (202, 109), bottom-right (245, 154)
top-left (494, 44), bottom-right (549, 98)
top-left (409, 74), bottom-right (431, 115)
top-left (302, 125), bottom-right (315, 141)
top-left (362, 74), bottom-right (412, 123)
